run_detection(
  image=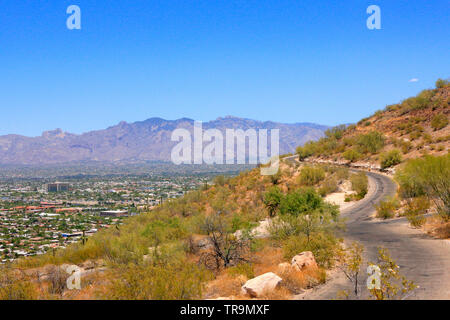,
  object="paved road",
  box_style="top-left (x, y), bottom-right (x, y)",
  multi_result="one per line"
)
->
top-left (299, 171), bottom-right (450, 300)
top-left (283, 157), bottom-right (450, 300)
